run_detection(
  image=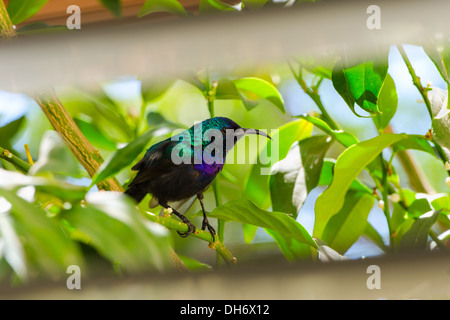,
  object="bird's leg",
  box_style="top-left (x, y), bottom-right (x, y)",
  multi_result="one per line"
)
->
top-left (161, 203), bottom-right (196, 238)
top-left (197, 193), bottom-right (216, 240)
